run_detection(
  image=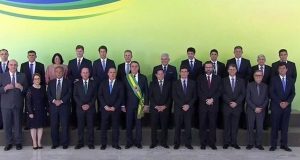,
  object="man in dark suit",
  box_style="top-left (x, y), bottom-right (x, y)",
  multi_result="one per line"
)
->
top-left (99, 67), bottom-right (124, 150)
top-left (73, 67), bottom-right (97, 150)
top-left (251, 54), bottom-right (272, 130)
top-left (209, 49), bottom-right (226, 78)
top-left (92, 45), bottom-right (116, 130)
top-left (226, 46), bottom-right (251, 129)
top-left (246, 70), bottom-right (269, 150)
top-left (269, 62), bottom-right (295, 152)
top-left (0, 49), bottom-right (9, 130)
top-left (149, 69), bottom-right (172, 149)
top-left (173, 66), bottom-right (196, 150)
top-left (152, 53), bottom-right (177, 82)
top-left (48, 66), bottom-right (72, 149)
top-left (20, 50), bottom-right (45, 130)
top-left (67, 45), bottom-right (93, 129)
top-left (222, 64), bottom-right (246, 149)
top-left (122, 61), bottom-right (149, 149)
top-left (117, 50), bottom-right (133, 129)
top-left (271, 49), bottom-right (297, 82)
top-left (0, 59), bottom-right (28, 151)
top-left (197, 62), bottom-right (222, 150)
